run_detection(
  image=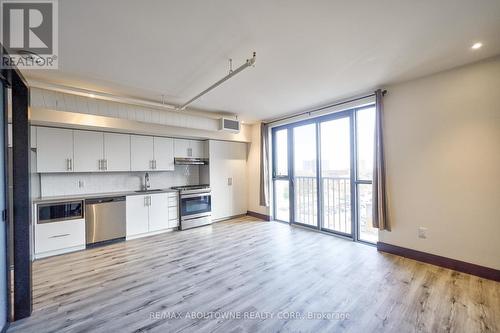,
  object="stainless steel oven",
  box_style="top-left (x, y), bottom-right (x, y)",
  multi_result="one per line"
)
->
top-left (172, 185), bottom-right (211, 230)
